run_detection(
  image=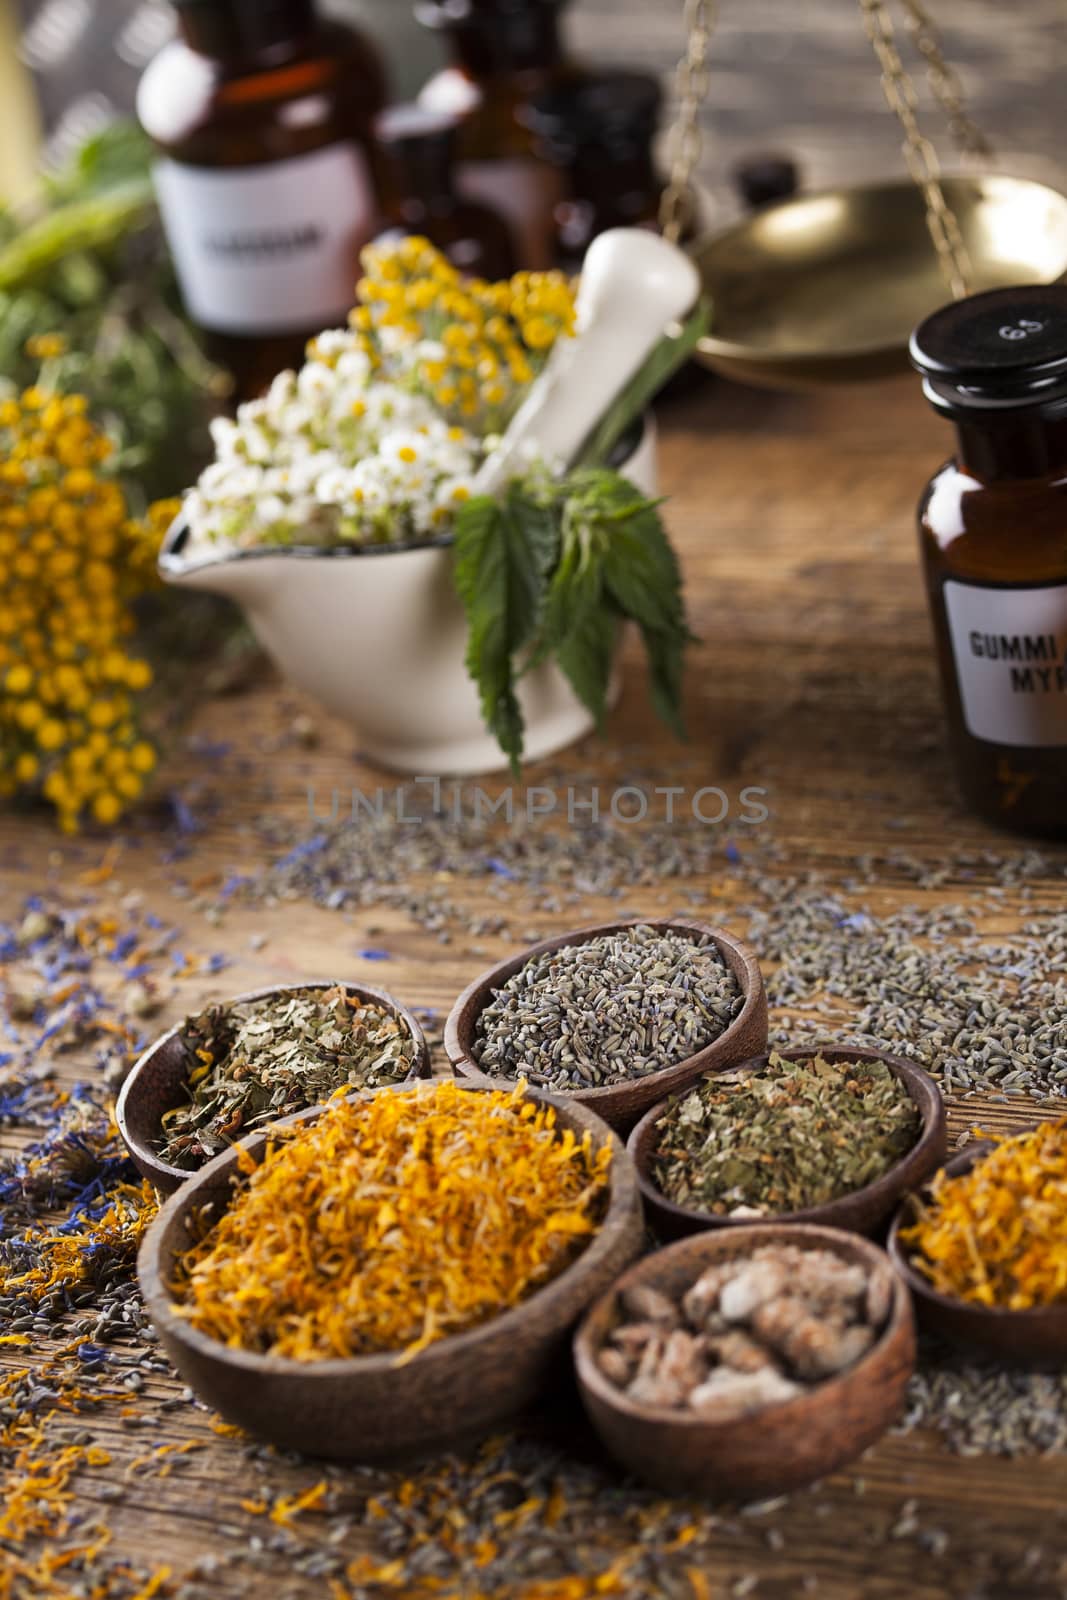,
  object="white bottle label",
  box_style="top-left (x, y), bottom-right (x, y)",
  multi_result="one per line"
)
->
top-left (944, 578), bottom-right (1067, 746)
top-left (153, 144), bottom-right (374, 335)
